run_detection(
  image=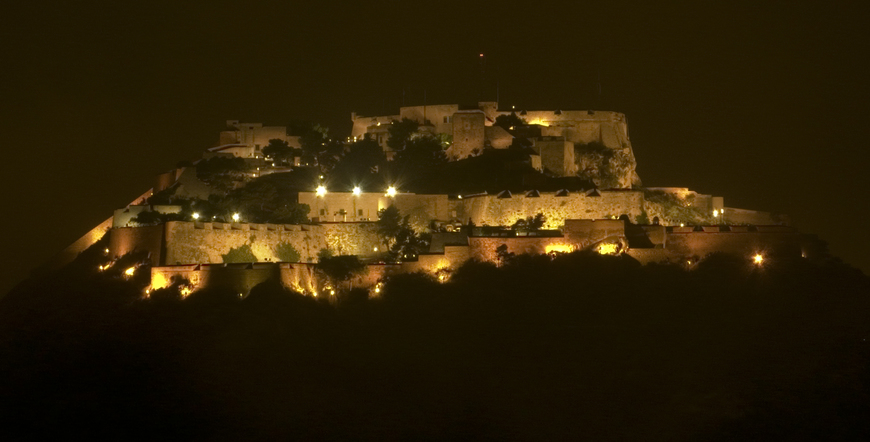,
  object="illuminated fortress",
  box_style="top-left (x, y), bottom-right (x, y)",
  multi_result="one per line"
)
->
top-left (56, 103), bottom-right (816, 297)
